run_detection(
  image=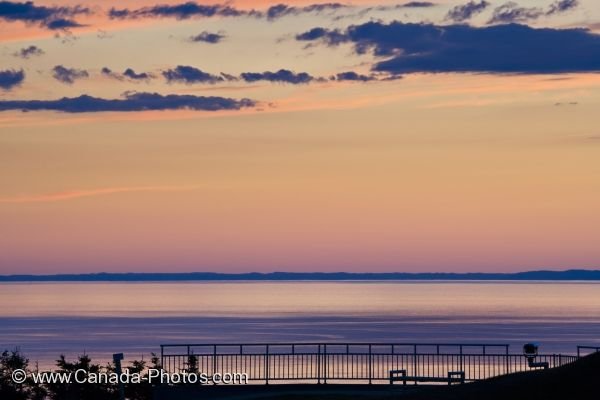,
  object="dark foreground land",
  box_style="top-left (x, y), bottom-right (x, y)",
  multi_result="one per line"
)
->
top-left (154, 352), bottom-right (600, 400)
